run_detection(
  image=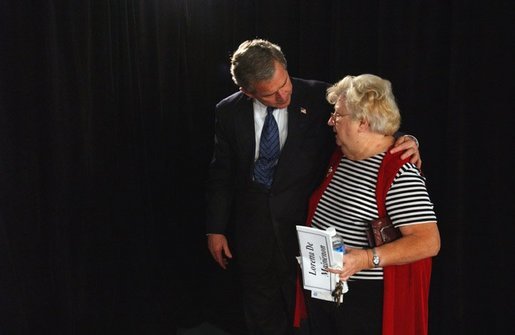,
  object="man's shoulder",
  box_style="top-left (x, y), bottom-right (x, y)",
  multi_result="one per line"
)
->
top-left (291, 77), bottom-right (330, 90)
top-left (290, 77), bottom-right (331, 109)
top-left (216, 91), bottom-right (248, 110)
top-left (291, 77), bottom-right (331, 100)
